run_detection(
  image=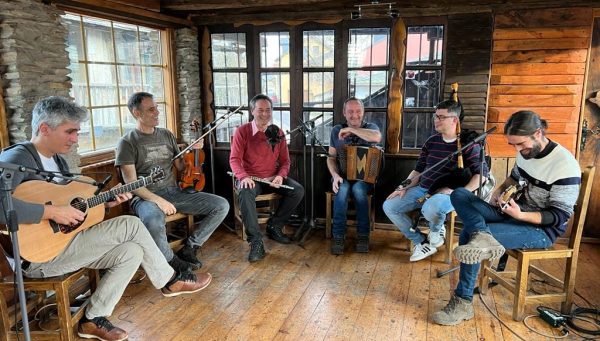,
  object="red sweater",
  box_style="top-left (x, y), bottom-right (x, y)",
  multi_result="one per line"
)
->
top-left (229, 121), bottom-right (290, 180)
